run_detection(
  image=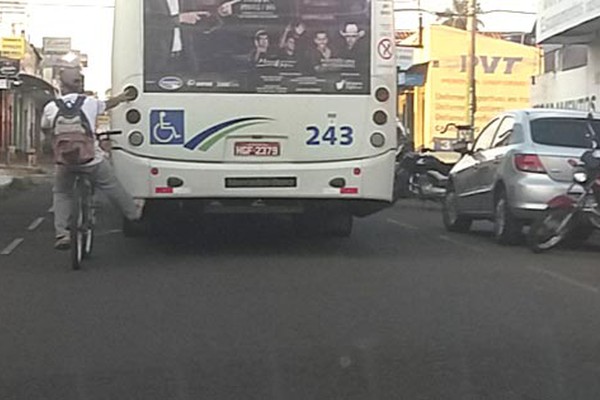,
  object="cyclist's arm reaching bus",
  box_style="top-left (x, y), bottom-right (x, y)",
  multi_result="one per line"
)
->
top-left (104, 91), bottom-right (131, 111)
